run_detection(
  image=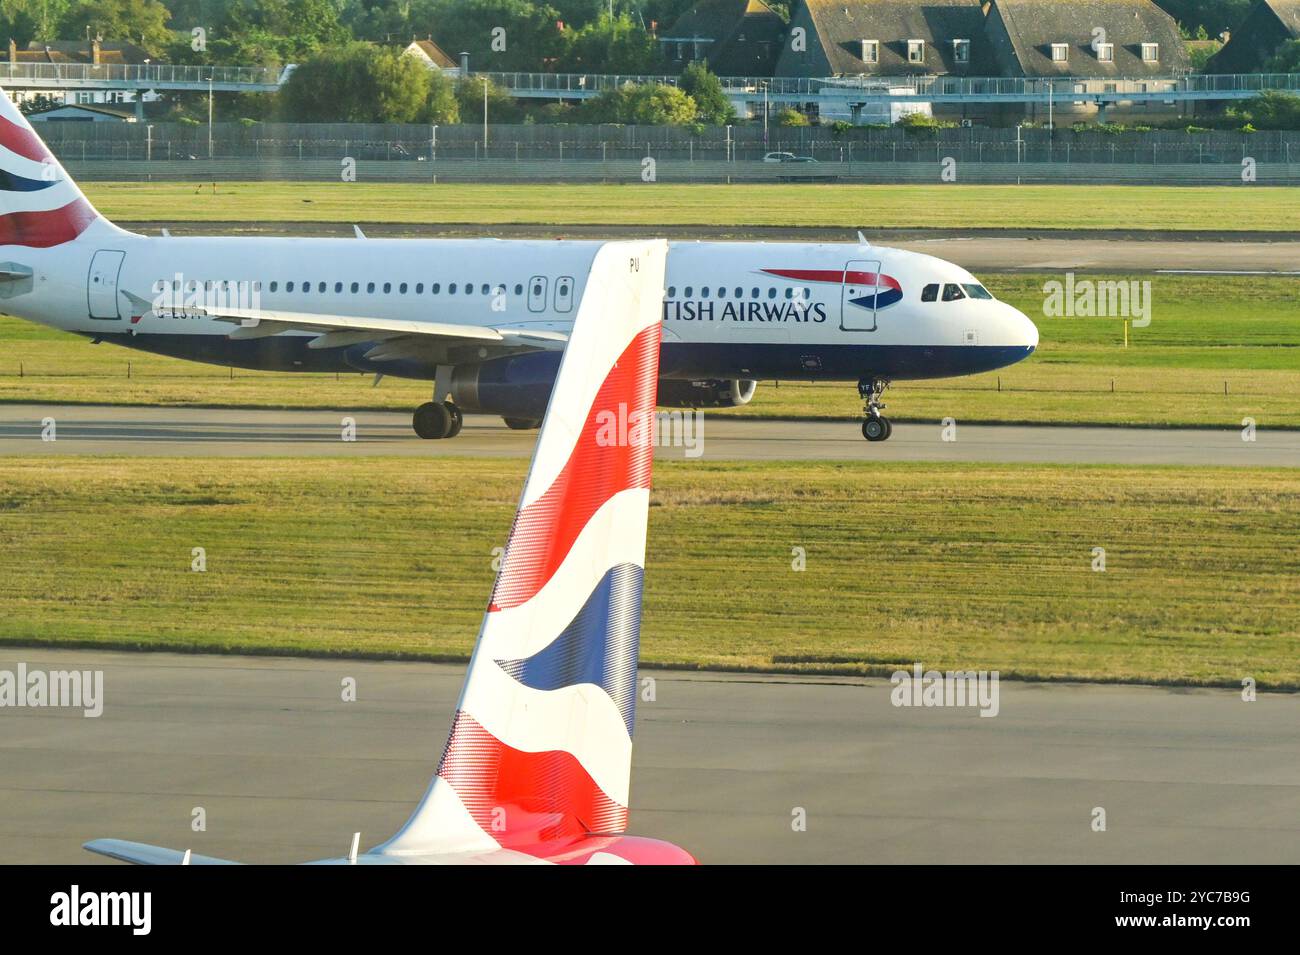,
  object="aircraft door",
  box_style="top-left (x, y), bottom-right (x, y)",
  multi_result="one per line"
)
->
top-left (527, 275), bottom-right (548, 313)
top-left (88, 249), bottom-right (126, 320)
top-left (841, 259), bottom-right (880, 332)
